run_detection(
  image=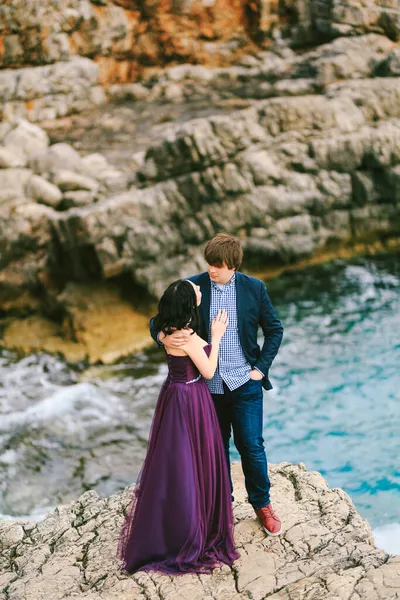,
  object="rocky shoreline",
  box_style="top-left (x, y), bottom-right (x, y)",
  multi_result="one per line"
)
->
top-left (1, 0), bottom-right (400, 362)
top-left (2, 67), bottom-right (400, 361)
top-left (1, 3), bottom-right (399, 597)
top-left (1, 462), bottom-right (399, 600)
